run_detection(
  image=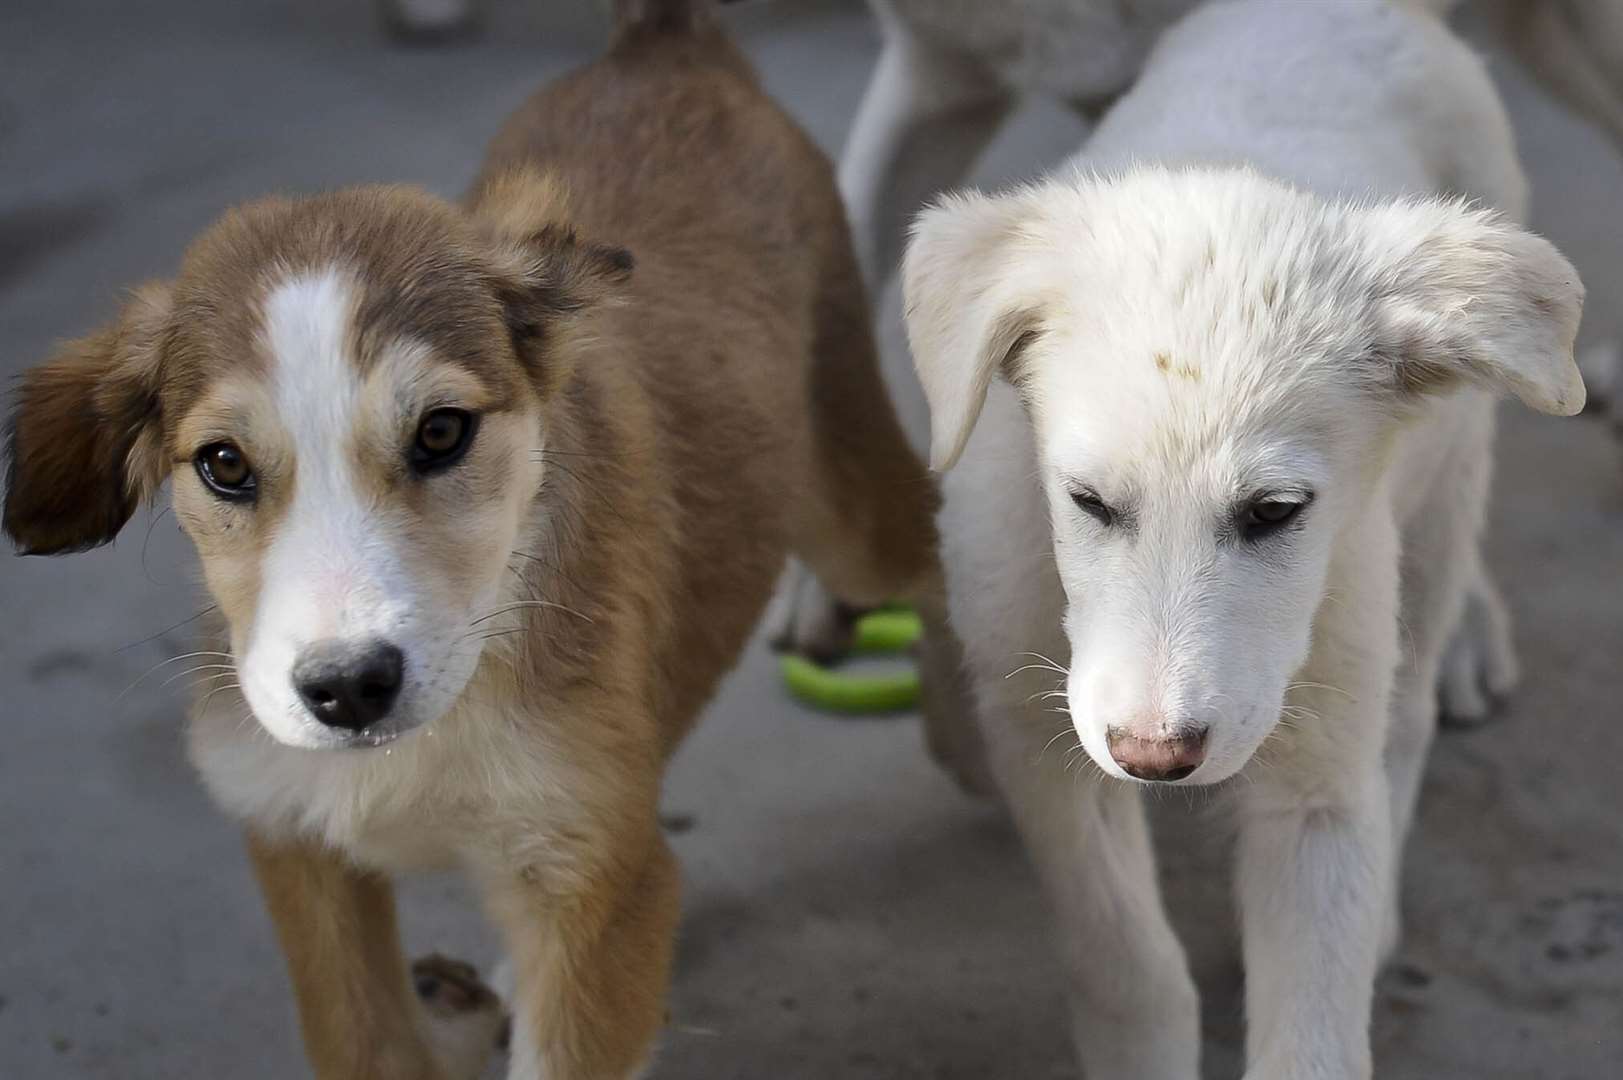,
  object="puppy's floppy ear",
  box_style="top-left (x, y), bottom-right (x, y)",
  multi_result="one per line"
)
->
top-left (903, 190), bottom-right (1044, 471)
top-left (1359, 199), bottom-right (1586, 415)
top-left (4, 283), bottom-right (172, 556)
top-left (473, 170), bottom-right (634, 394)
top-left (488, 224), bottom-right (634, 331)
